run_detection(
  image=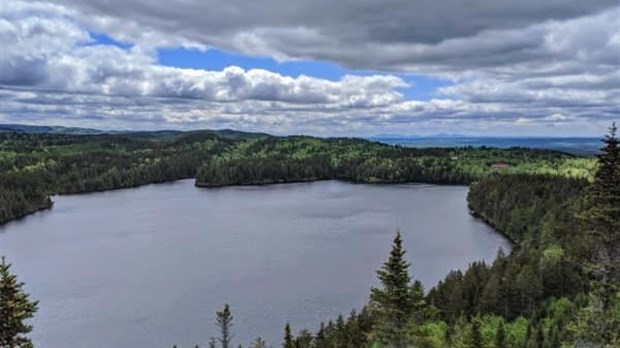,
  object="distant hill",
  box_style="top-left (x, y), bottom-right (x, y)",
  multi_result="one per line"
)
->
top-left (0, 124), bottom-right (270, 140)
top-left (371, 135), bottom-right (601, 155)
top-left (0, 124), bottom-right (107, 135)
